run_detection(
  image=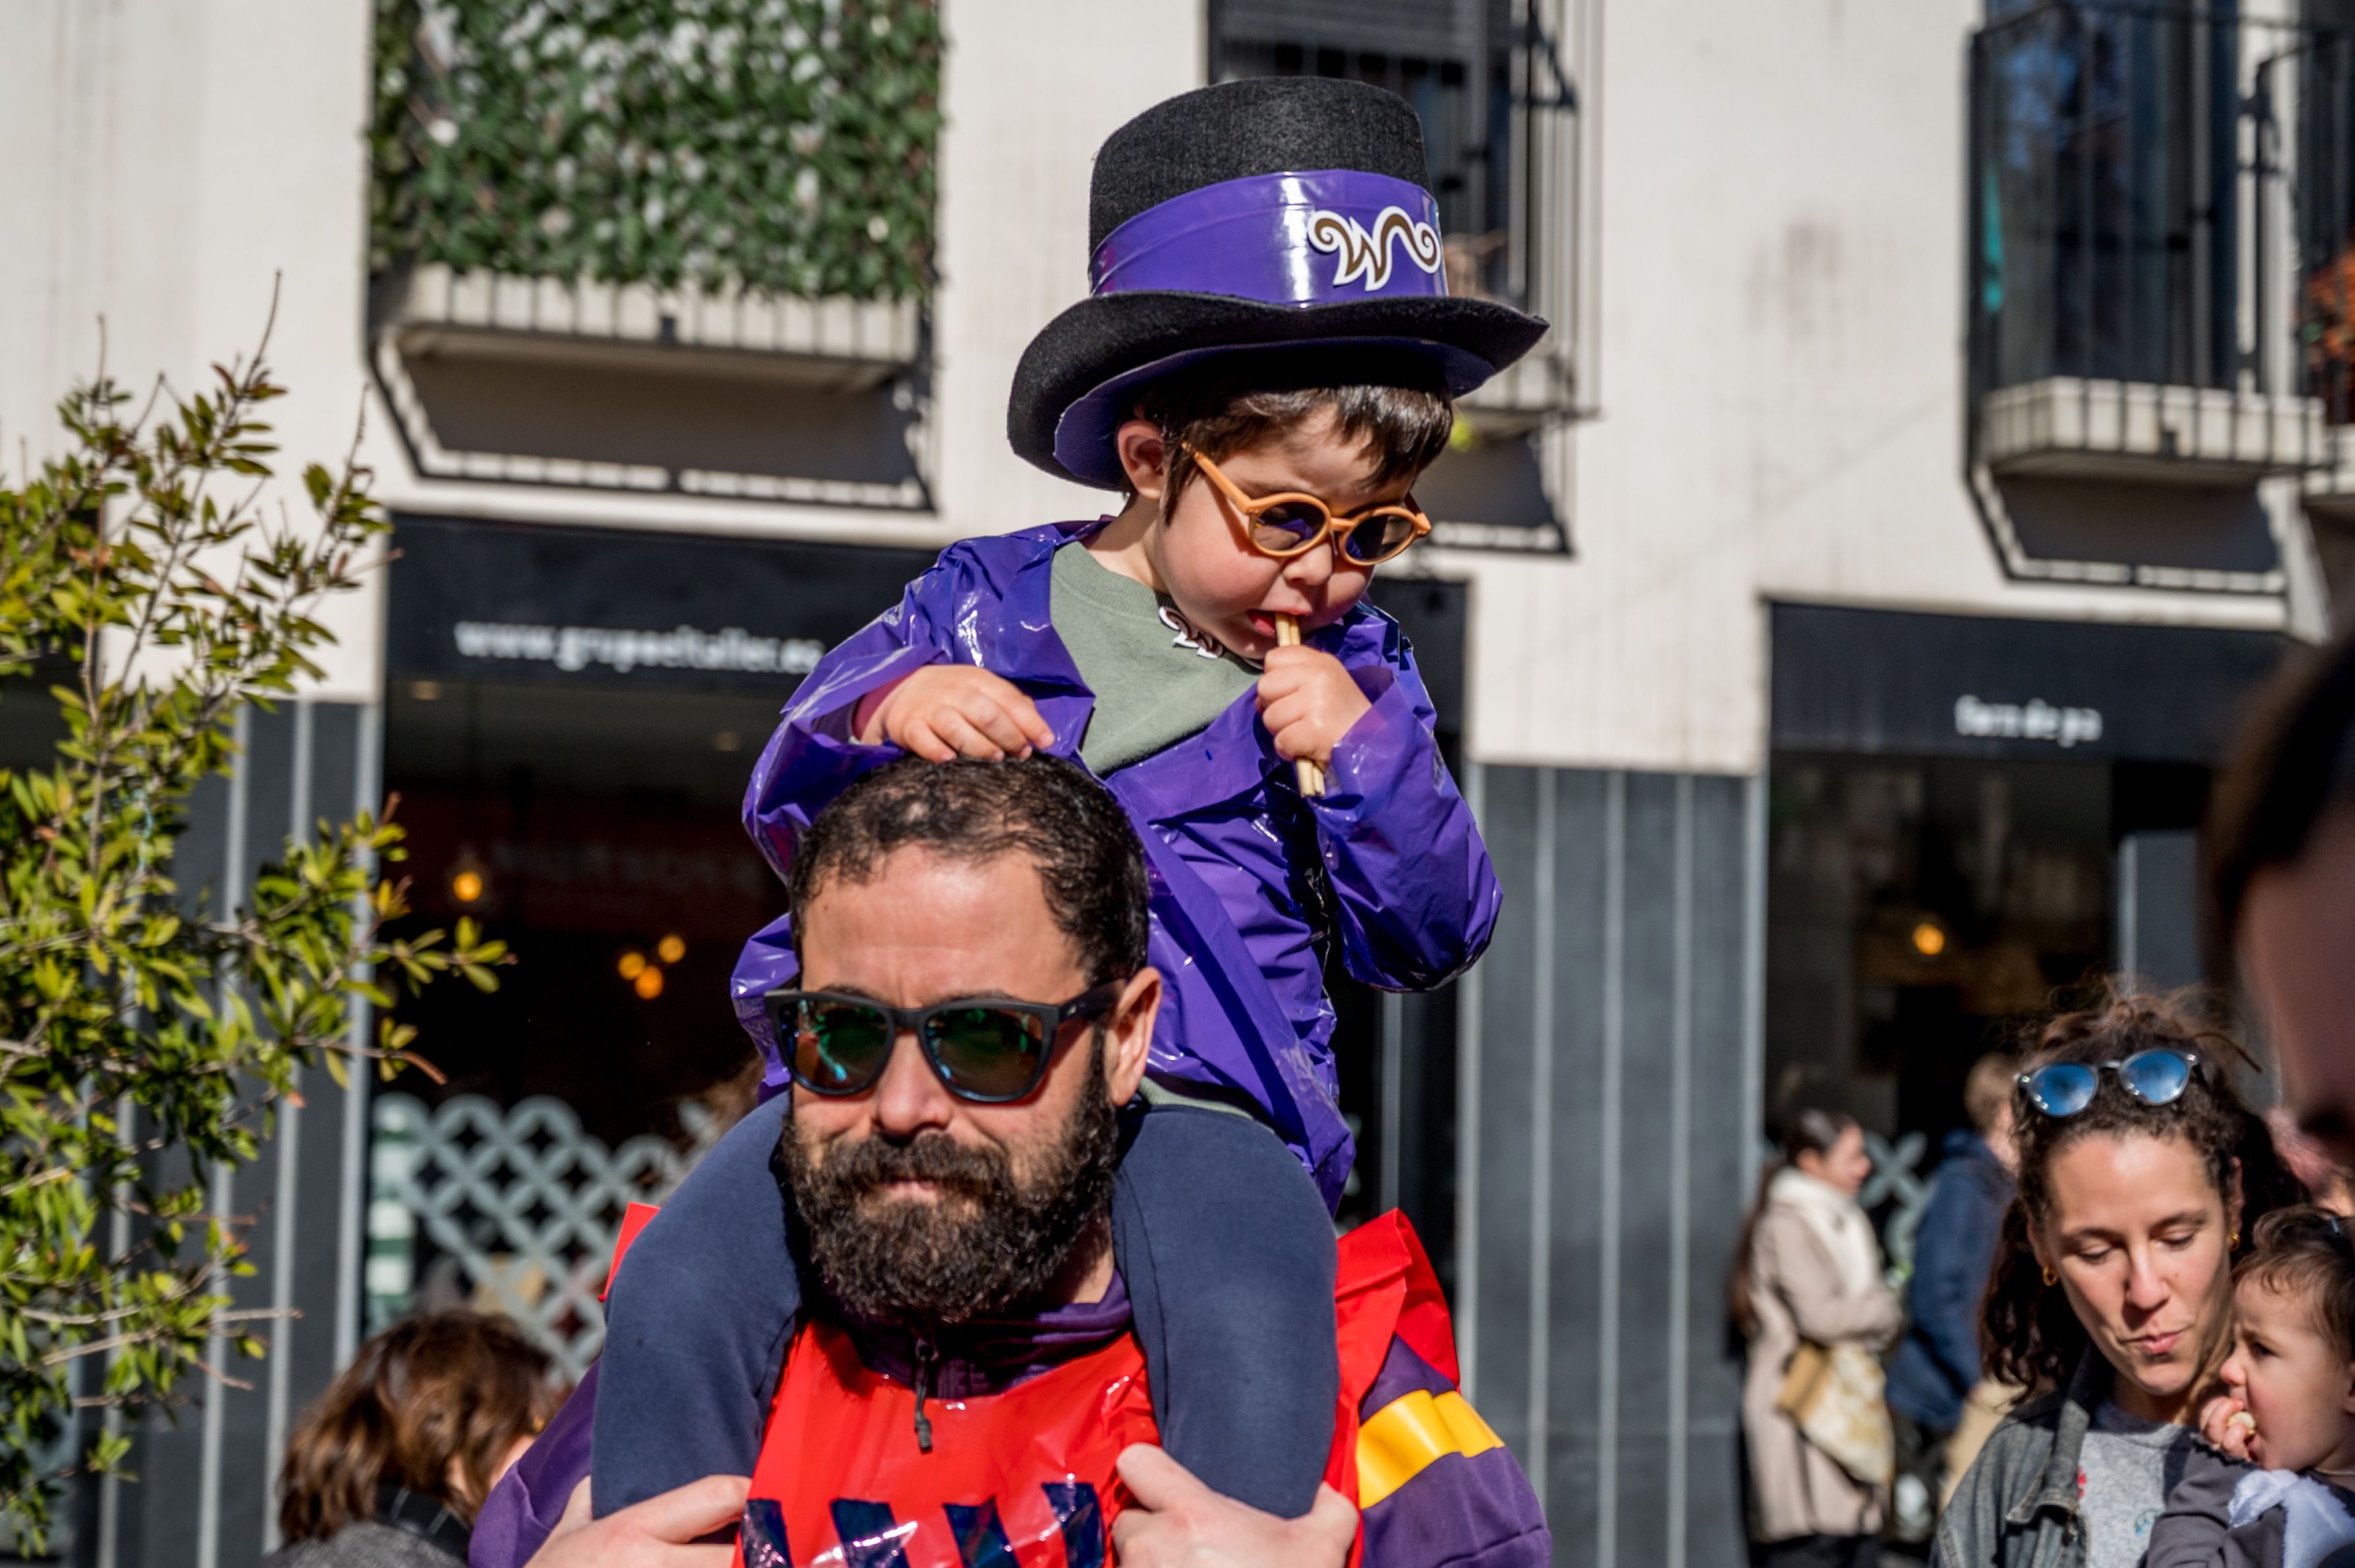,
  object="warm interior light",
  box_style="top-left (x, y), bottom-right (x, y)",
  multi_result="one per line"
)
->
top-left (633, 966), bottom-right (665, 1001)
top-left (617, 951), bottom-right (647, 981)
top-left (1911, 921), bottom-right (1948, 958)
top-left (447, 846), bottom-right (489, 906)
top-left (410, 680), bottom-right (443, 701)
top-left (713, 730), bottom-right (743, 753)
top-left (657, 934), bottom-right (687, 964)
